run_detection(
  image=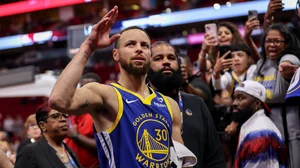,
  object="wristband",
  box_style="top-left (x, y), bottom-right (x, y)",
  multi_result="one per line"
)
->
top-left (72, 133), bottom-right (79, 141)
top-left (264, 15), bottom-right (274, 23)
